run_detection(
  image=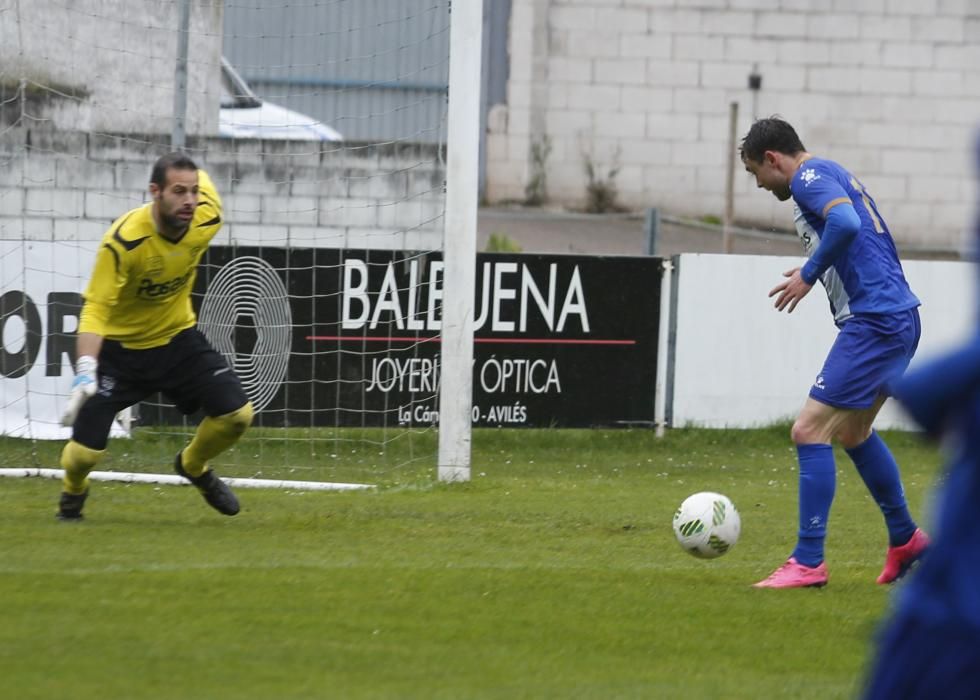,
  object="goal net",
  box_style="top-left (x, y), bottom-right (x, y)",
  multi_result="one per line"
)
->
top-left (0, 0), bottom-right (477, 488)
